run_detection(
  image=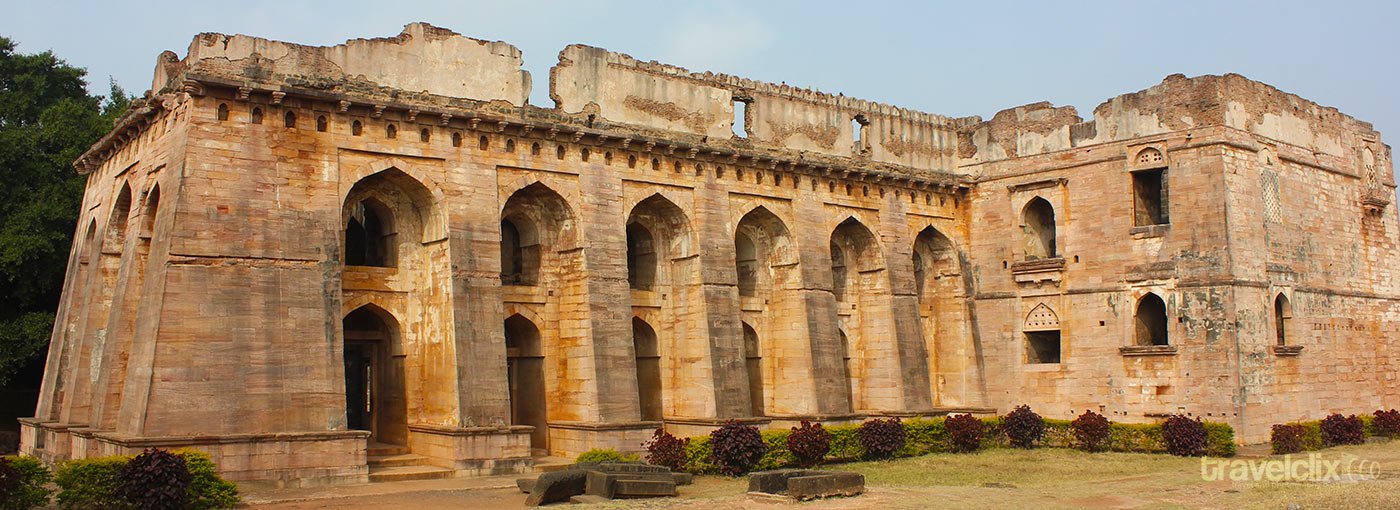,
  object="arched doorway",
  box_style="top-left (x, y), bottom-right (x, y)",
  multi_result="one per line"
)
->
top-left (1022, 197), bottom-right (1057, 259)
top-left (1135, 294), bottom-right (1169, 346)
top-left (342, 305), bottom-right (407, 446)
top-left (742, 322), bottom-right (764, 417)
top-left (505, 314), bottom-right (548, 454)
top-left (633, 318), bottom-right (662, 421)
